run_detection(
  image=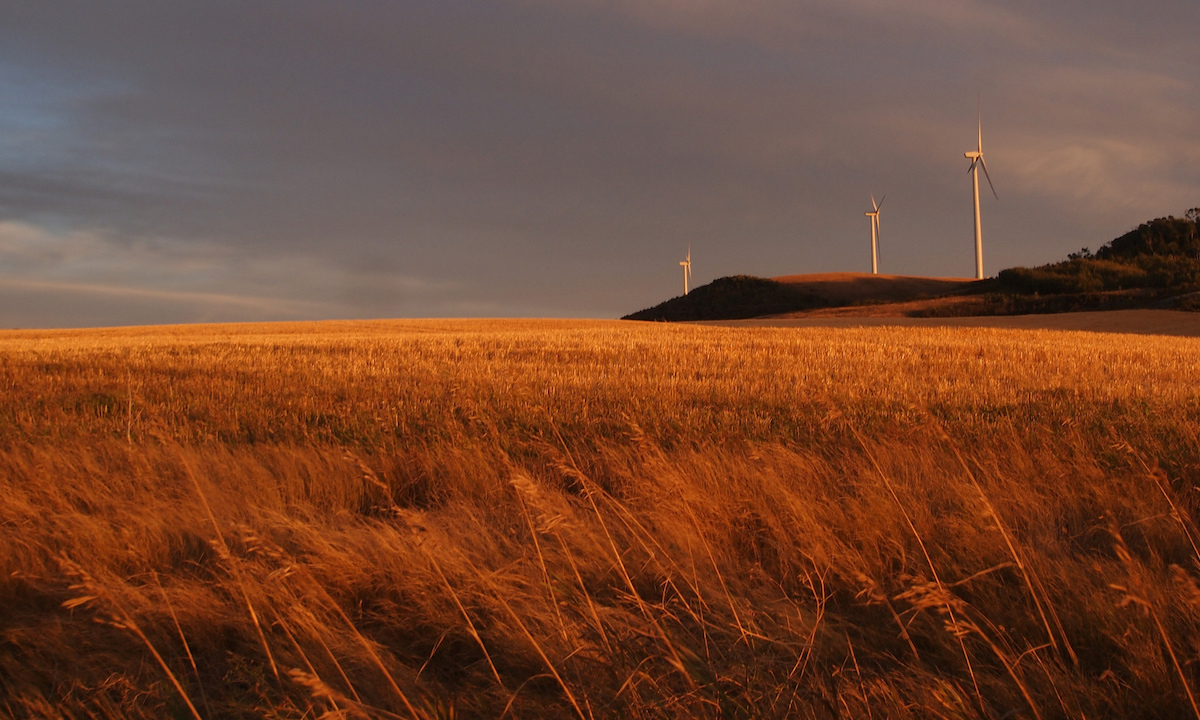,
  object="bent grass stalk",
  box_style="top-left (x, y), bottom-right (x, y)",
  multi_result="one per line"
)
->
top-left (151, 571), bottom-right (210, 718)
top-left (61, 560), bottom-right (204, 720)
top-left (510, 475), bottom-right (570, 643)
top-left (588, 486), bottom-right (713, 640)
top-left (179, 453), bottom-right (281, 682)
top-left (1112, 529), bottom-right (1200, 720)
top-left (935, 422), bottom-right (1077, 666)
top-left (425, 553), bottom-right (506, 691)
top-left (276, 611), bottom-right (341, 716)
top-left (547, 430), bottom-right (697, 686)
top-left (462, 557), bottom-right (589, 720)
top-left (553, 532), bottom-right (613, 654)
top-left (295, 601), bottom-right (364, 704)
top-left (285, 565), bottom-right (423, 720)
top-left (576, 471), bottom-right (695, 688)
top-left (849, 427), bottom-right (991, 716)
top-left (210, 491), bottom-right (419, 718)
top-left (677, 491), bottom-right (750, 647)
